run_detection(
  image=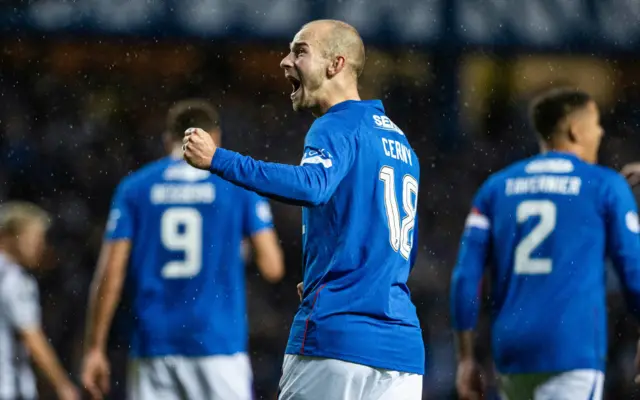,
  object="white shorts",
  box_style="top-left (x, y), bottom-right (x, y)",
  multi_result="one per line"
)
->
top-left (499, 369), bottom-right (604, 400)
top-left (127, 353), bottom-right (252, 400)
top-left (278, 354), bottom-right (422, 400)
